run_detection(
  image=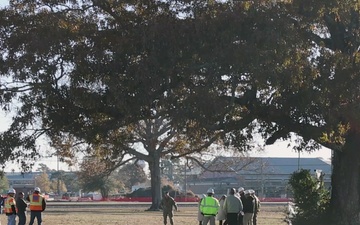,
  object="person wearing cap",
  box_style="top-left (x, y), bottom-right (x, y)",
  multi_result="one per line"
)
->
top-left (4, 188), bottom-right (17, 225)
top-left (26, 187), bottom-right (46, 225)
top-left (237, 187), bottom-right (244, 198)
top-left (242, 190), bottom-right (255, 225)
top-left (223, 188), bottom-right (243, 225)
top-left (160, 191), bottom-right (178, 225)
top-left (200, 188), bottom-right (220, 225)
top-left (249, 190), bottom-right (260, 225)
top-left (16, 192), bottom-right (28, 225)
